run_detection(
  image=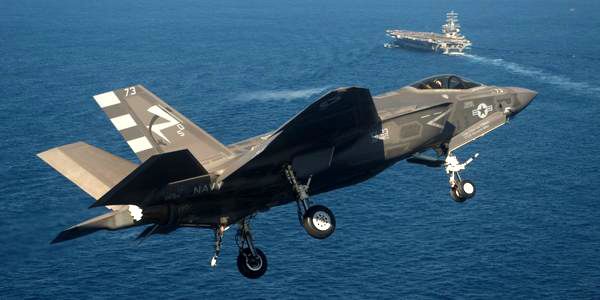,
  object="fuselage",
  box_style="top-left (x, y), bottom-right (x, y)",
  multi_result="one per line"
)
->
top-left (146, 75), bottom-right (536, 228)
